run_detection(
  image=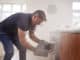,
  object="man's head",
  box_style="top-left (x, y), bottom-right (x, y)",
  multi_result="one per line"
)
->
top-left (32, 10), bottom-right (46, 25)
